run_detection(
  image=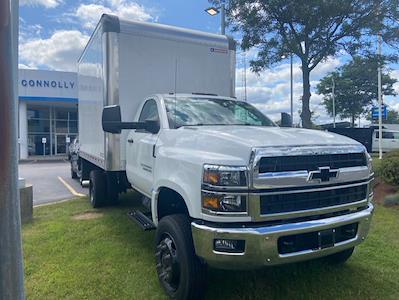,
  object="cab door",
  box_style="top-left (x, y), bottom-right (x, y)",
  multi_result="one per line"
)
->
top-left (126, 99), bottom-right (160, 197)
